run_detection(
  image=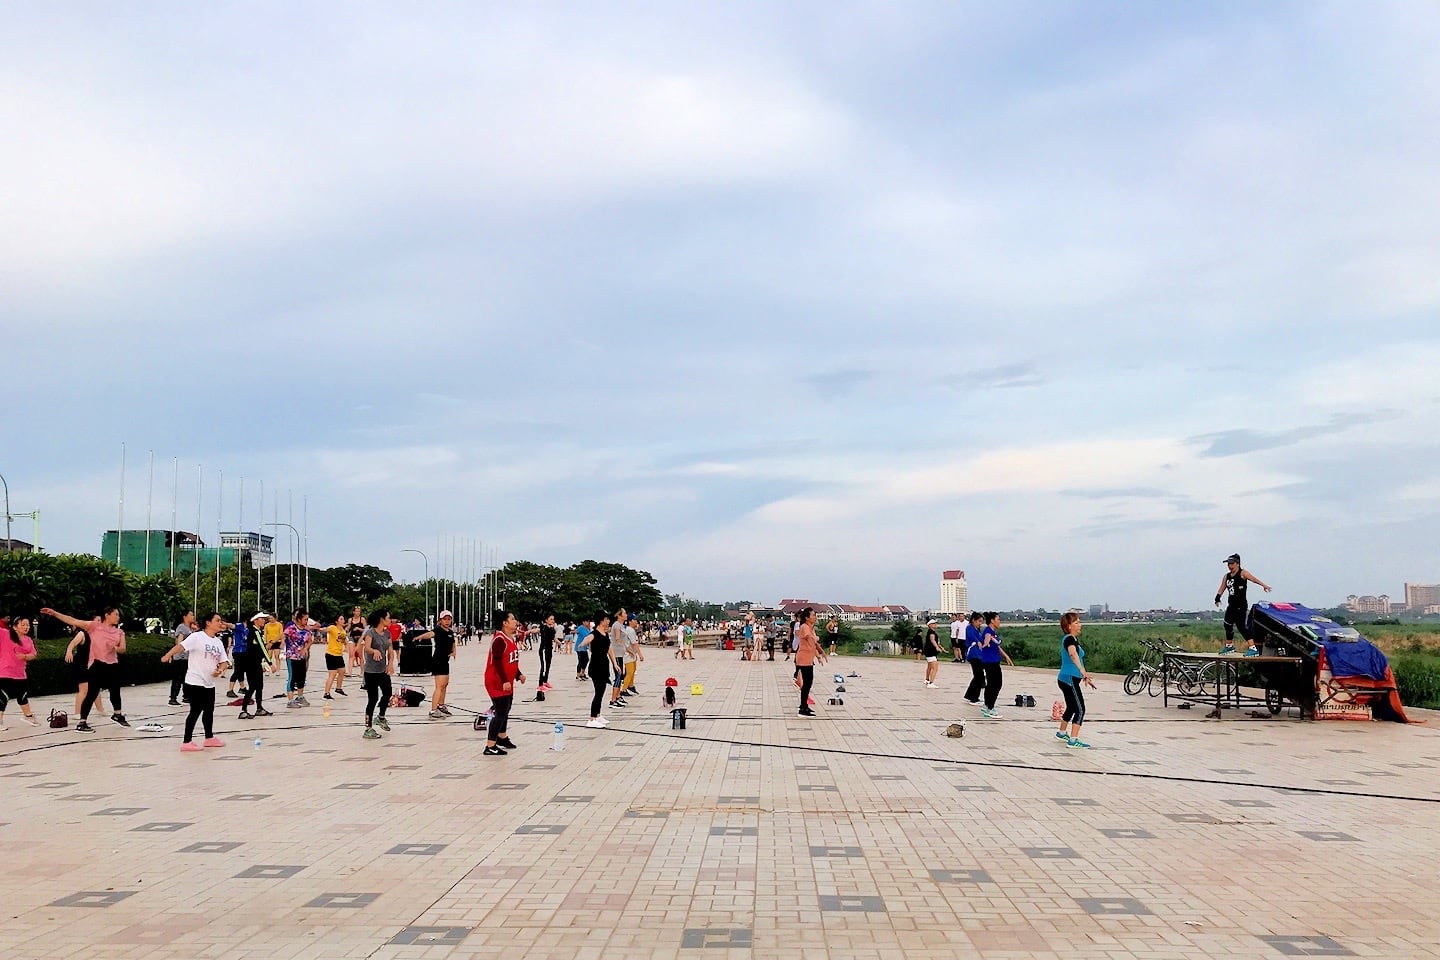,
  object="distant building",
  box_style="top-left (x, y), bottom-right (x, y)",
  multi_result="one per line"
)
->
top-left (100, 529), bottom-right (275, 577)
top-left (939, 570), bottom-right (969, 615)
top-left (1344, 594), bottom-right (1392, 615)
top-left (776, 599), bottom-right (913, 622)
top-left (1088, 603), bottom-right (1109, 618)
top-left (1404, 583), bottom-right (1440, 611)
top-left (1, 539), bottom-right (35, 553)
